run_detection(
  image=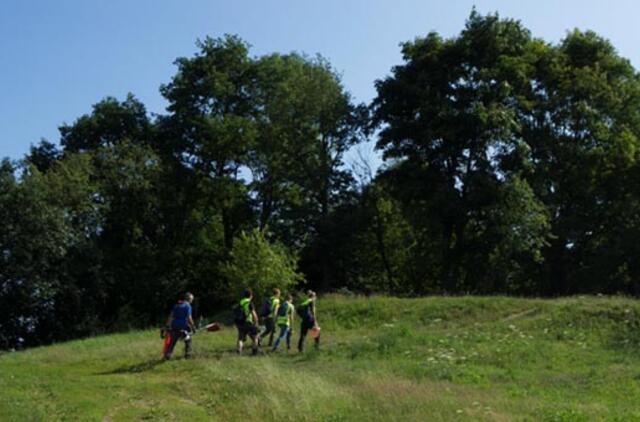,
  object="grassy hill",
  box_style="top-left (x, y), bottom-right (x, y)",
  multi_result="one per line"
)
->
top-left (1, 295), bottom-right (640, 421)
